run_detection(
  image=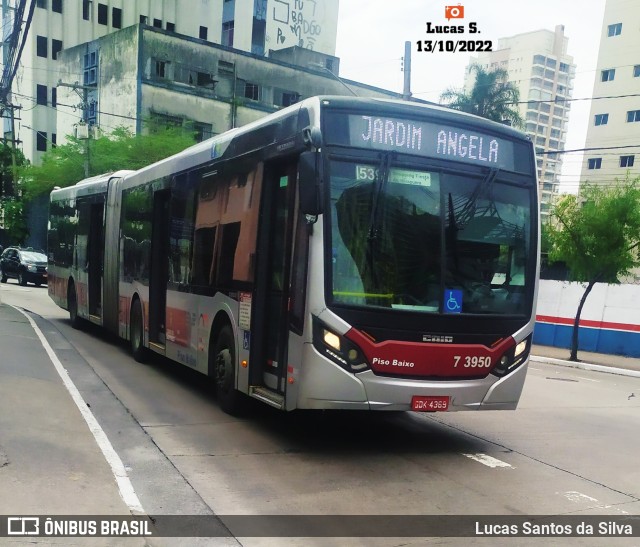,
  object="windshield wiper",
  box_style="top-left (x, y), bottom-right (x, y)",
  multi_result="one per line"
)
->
top-left (365, 153), bottom-right (392, 290)
top-left (367, 153), bottom-right (392, 243)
